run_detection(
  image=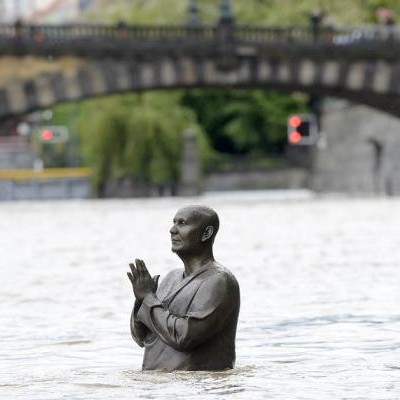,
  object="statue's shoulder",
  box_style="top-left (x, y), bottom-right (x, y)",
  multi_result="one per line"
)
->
top-left (210, 262), bottom-right (239, 287)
